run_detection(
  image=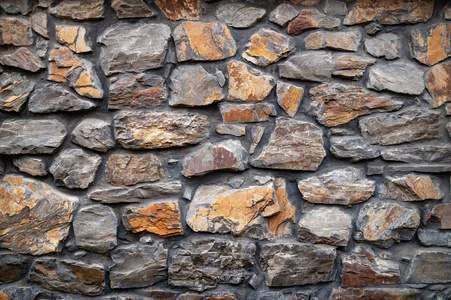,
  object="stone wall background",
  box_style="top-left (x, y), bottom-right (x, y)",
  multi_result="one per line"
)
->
top-left (0, 0), bottom-right (451, 299)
